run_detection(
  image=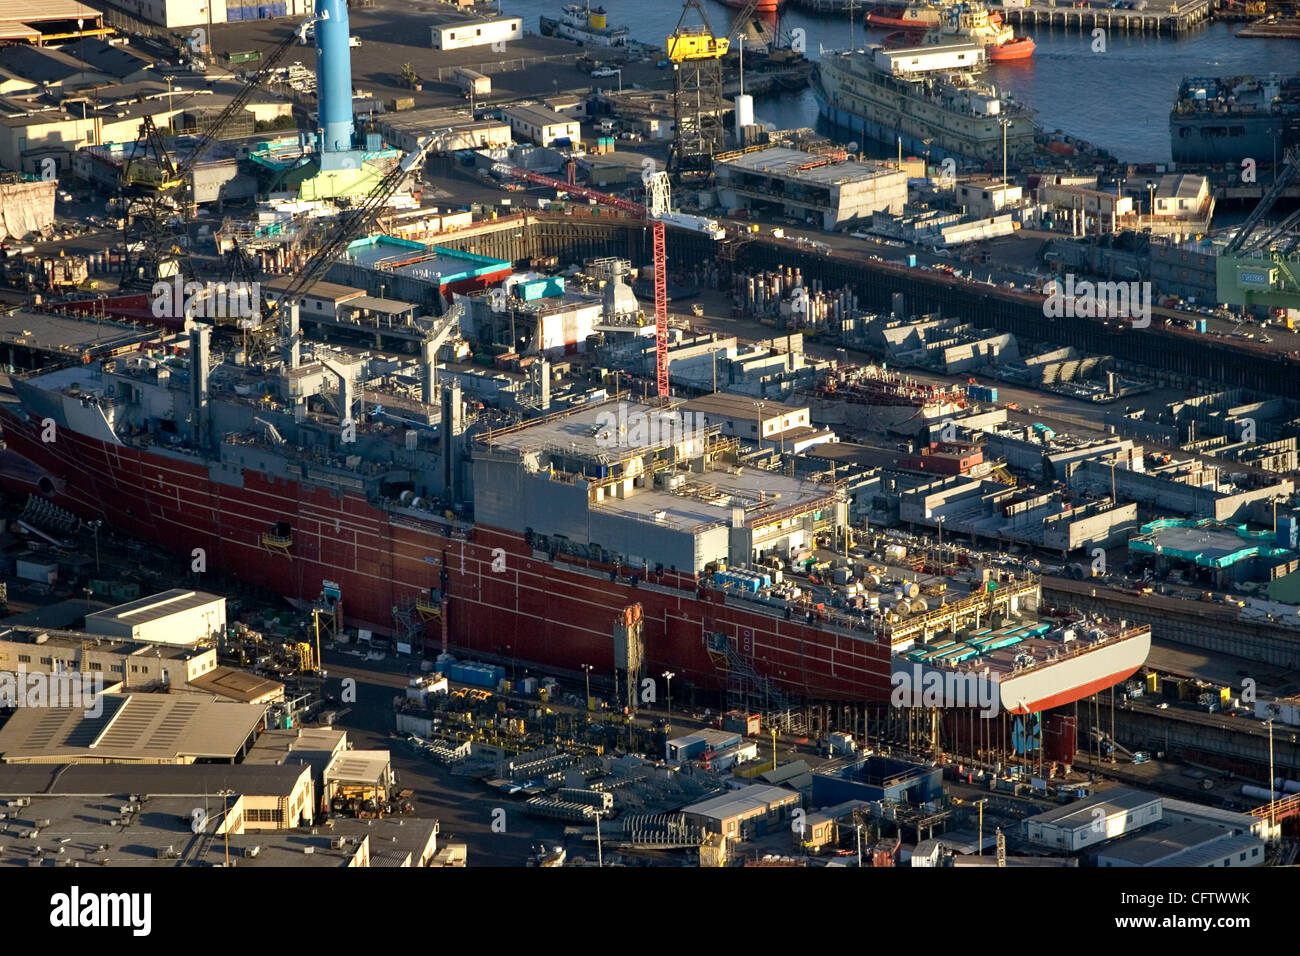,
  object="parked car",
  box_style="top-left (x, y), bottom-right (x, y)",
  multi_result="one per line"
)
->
top-left (591, 67), bottom-right (619, 78)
